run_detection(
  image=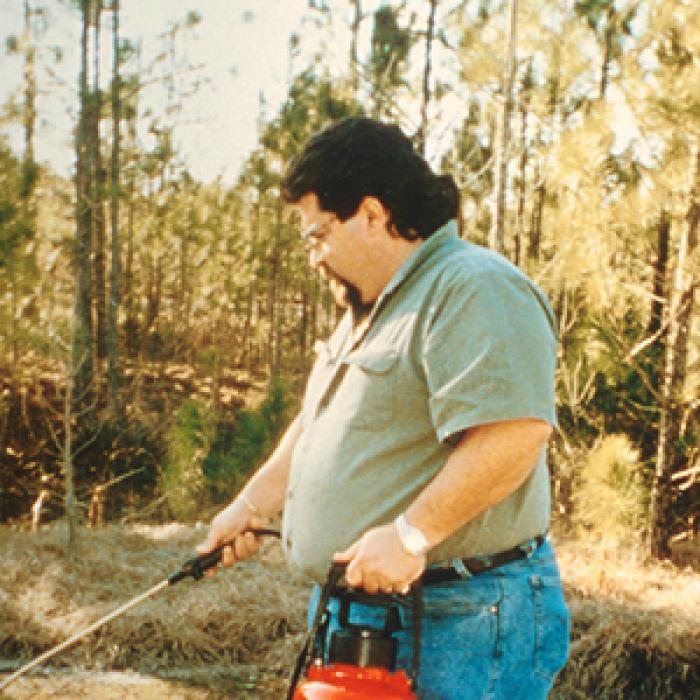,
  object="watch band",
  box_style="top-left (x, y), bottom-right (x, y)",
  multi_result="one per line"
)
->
top-left (394, 514), bottom-right (429, 556)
